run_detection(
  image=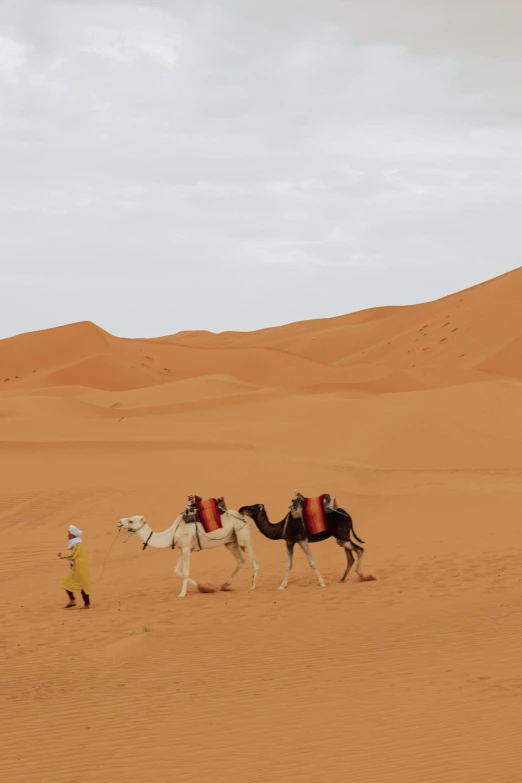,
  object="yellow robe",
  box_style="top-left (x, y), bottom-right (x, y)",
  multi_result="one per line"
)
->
top-left (61, 542), bottom-right (91, 594)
